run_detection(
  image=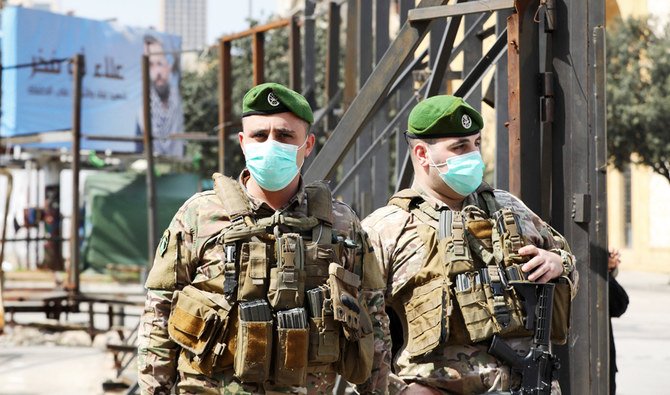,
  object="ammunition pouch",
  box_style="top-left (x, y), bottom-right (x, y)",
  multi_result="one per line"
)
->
top-left (453, 268), bottom-right (529, 343)
top-left (550, 276), bottom-right (572, 344)
top-left (338, 328), bottom-right (374, 384)
top-left (274, 308), bottom-right (310, 386)
top-left (306, 285), bottom-right (340, 364)
top-left (234, 301), bottom-right (272, 383)
top-left (443, 211), bottom-right (475, 275)
top-left (167, 285), bottom-right (233, 375)
top-left (454, 273), bottom-right (491, 343)
top-left (237, 241), bottom-right (269, 301)
top-left (268, 233), bottom-right (306, 310)
top-left (402, 277), bottom-right (449, 357)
